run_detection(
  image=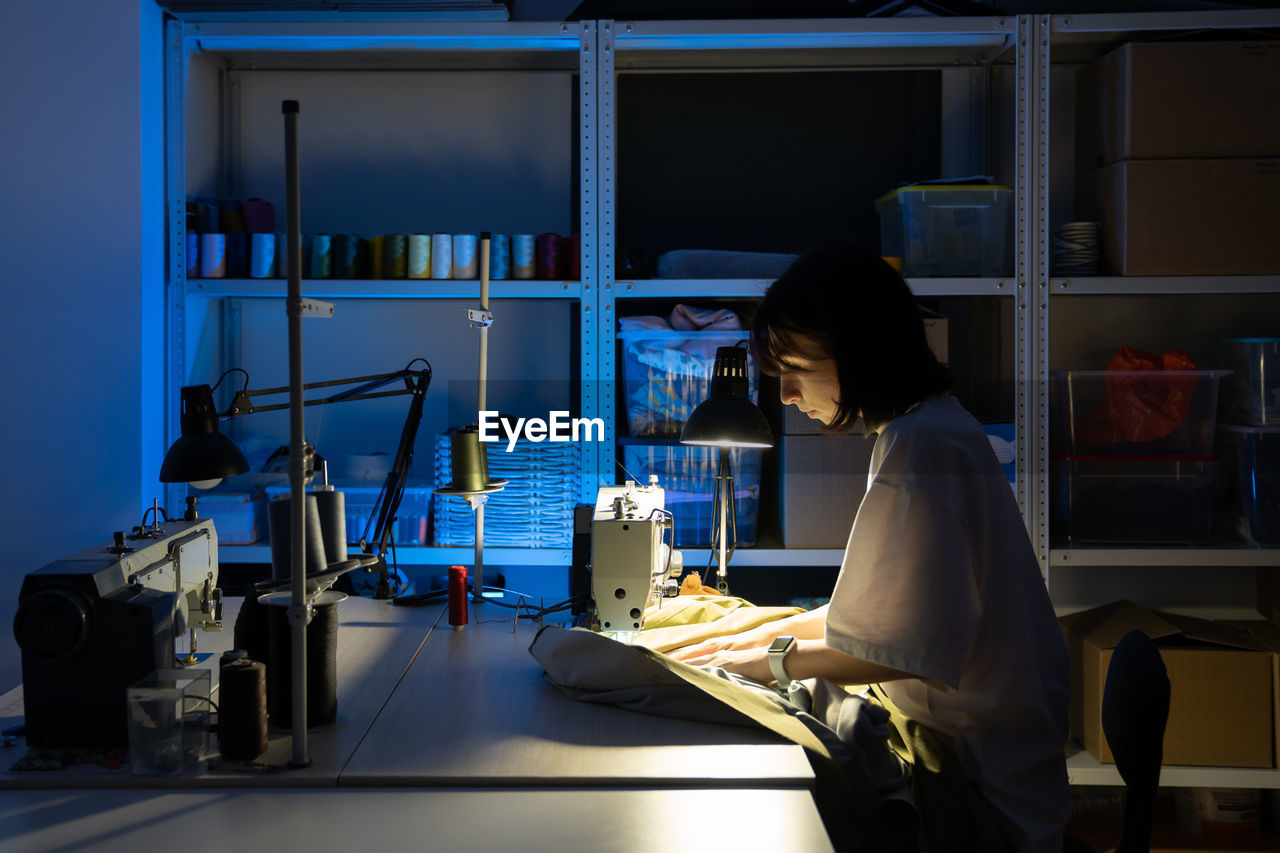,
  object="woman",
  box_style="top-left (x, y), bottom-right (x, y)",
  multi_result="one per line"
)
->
top-left (671, 243), bottom-right (1070, 853)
